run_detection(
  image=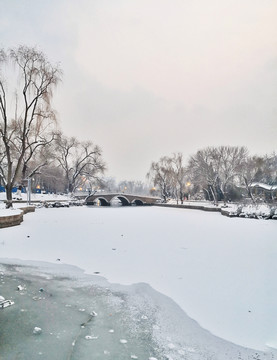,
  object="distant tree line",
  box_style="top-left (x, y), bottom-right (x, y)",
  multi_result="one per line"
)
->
top-left (100, 177), bottom-right (150, 195)
top-left (147, 147), bottom-right (277, 205)
top-left (0, 45), bottom-right (105, 206)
